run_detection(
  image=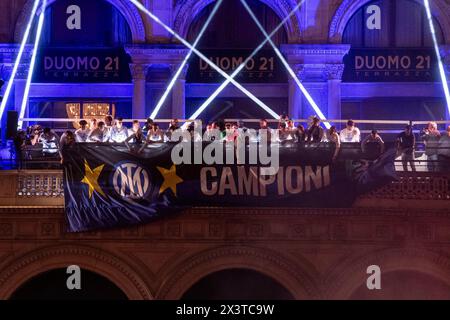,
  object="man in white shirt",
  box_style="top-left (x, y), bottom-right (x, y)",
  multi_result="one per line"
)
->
top-left (340, 120), bottom-right (361, 142)
top-left (88, 121), bottom-right (108, 142)
top-left (74, 120), bottom-right (90, 142)
top-left (108, 117), bottom-right (129, 143)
